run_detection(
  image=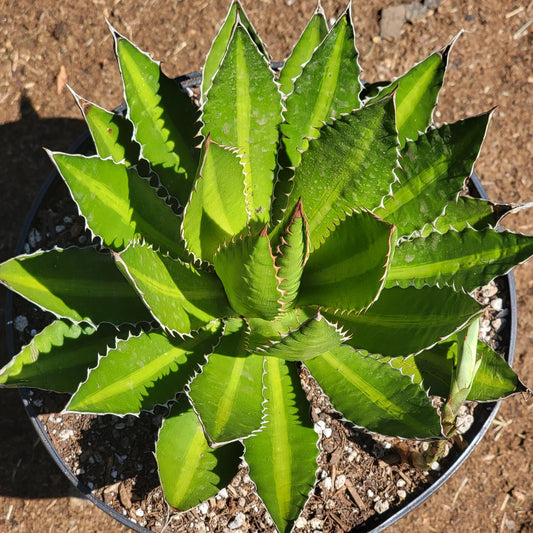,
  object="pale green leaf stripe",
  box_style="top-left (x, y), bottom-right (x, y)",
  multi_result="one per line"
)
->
top-left (77, 96), bottom-right (139, 166)
top-left (51, 153), bottom-right (184, 259)
top-left (116, 243), bottom-right (232, 334)
top-left (66, 326), bottom-right (220, 414)
top-left (260, 313), bottom-right (347, 361)
top-left (377, 113), bottom-right (490, 236)
top-left (0, 247), bottom-right (151, 326)
top-left (280, 8), bottom-right (361, 168)
top-left (278, 7), bottom-right (328, 96)
top-left (306, 345), bottom-right (441, 438)
top-left (116, 35), bottom-right (199, 205)
top-left (157, 395), bottom-right (243, 510)
top-left (201, 23), bottom-right (281, 225)
top-left (189, 318), bottom-right (264, 443)
top-left (388, 228), bottom-right (533, 291)
top-left (245, 357), bottom-right (318, 533)
top-left (298, 210), bottom-right (393, 311)
top-left (0, 320), bottom-right (122, 393)
top-left (330, 286), bottom-right (481, 357)
top-left (182, 141), bottom-right (249, 263)
top-left (202, 1), bottom-right (267, 96)
top-left (213, 231), bottom-right (281, 320)
top-left (284, 96), bottom-right (398, 250)
top-left (367, 45), bottom-right (449, 144)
